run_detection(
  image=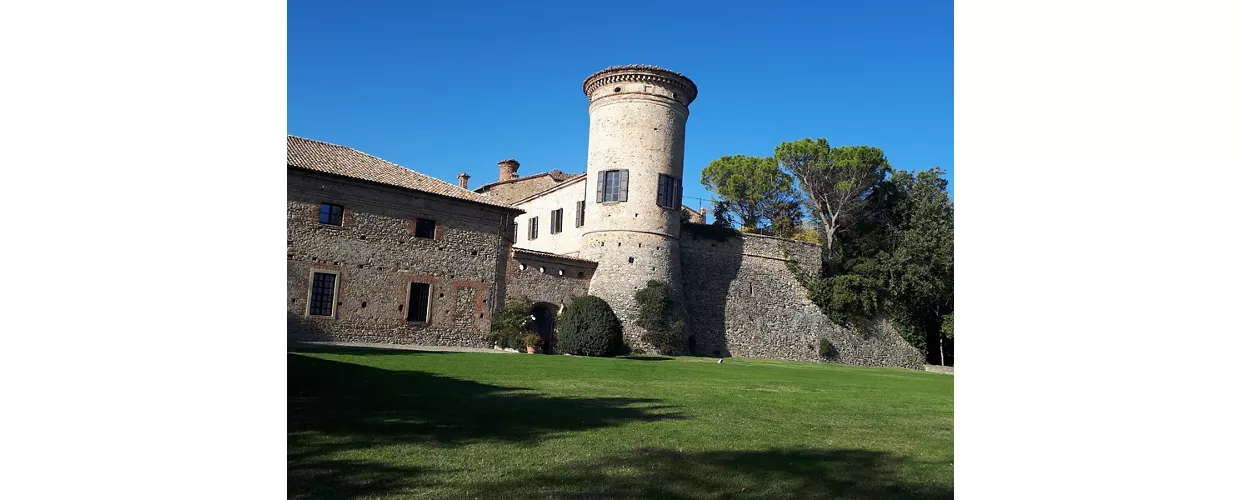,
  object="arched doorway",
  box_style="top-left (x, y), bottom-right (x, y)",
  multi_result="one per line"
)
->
top-left (529, 302), bottom-right (558, 354)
